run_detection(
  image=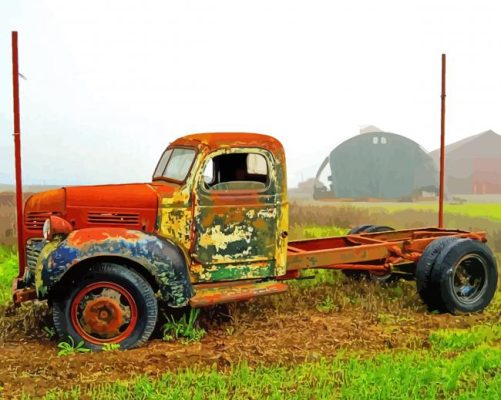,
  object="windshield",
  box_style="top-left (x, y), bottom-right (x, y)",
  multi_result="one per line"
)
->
top-left (153, 148), bottom-right (196, 182)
